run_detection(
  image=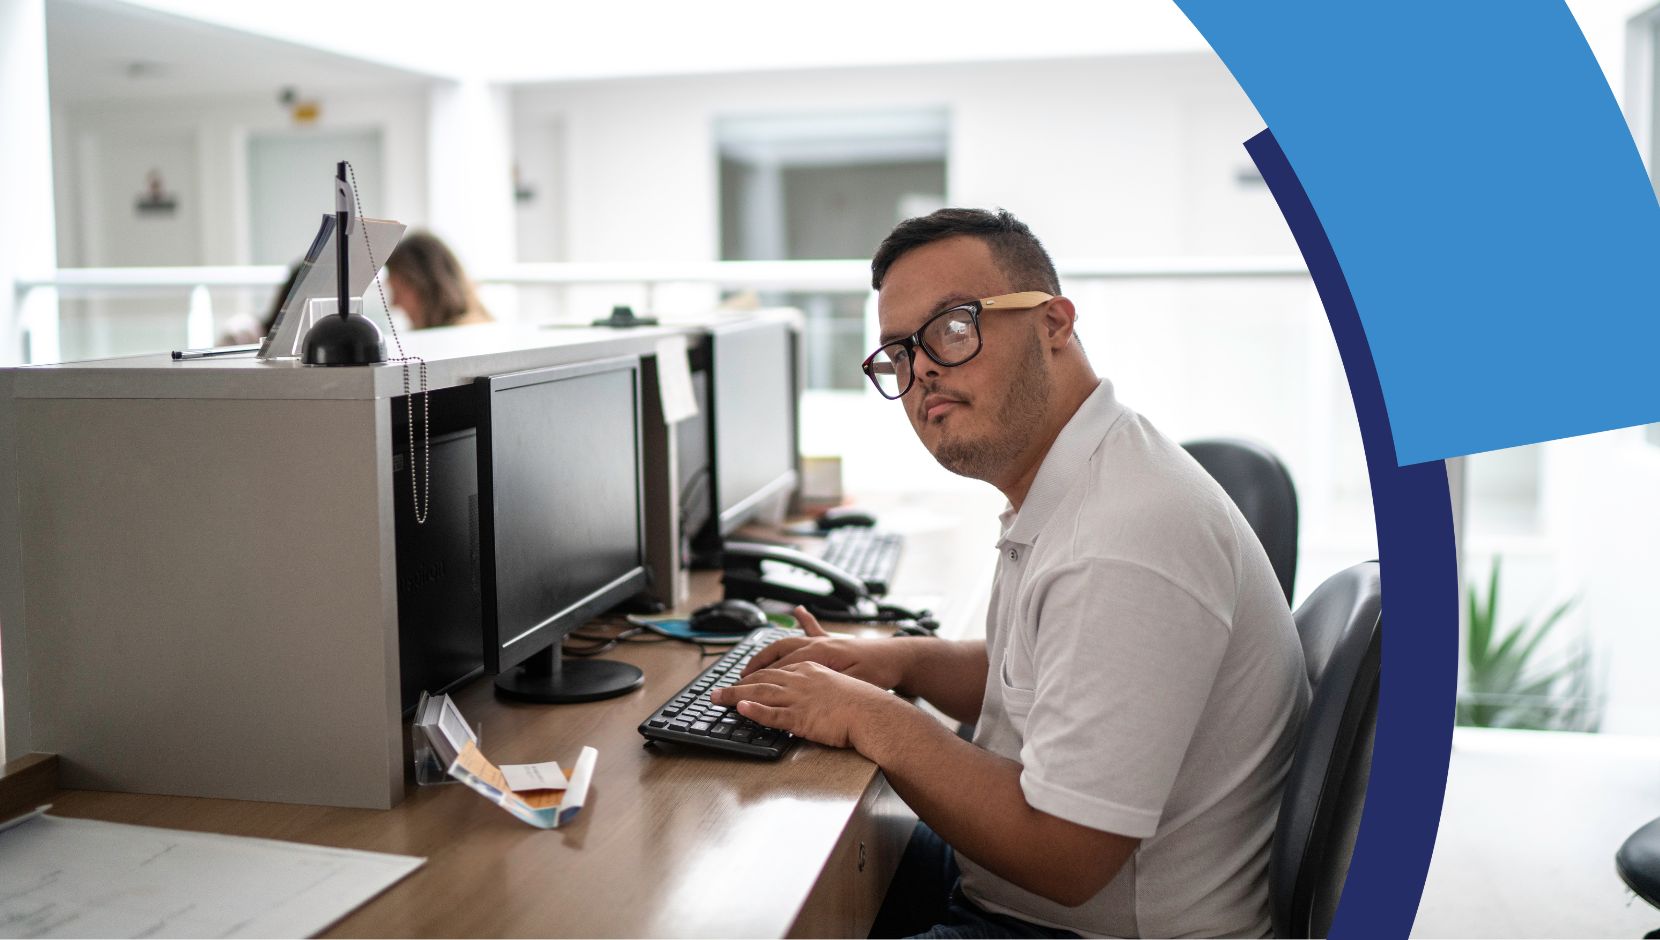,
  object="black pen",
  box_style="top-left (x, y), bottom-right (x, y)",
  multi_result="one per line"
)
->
top-left (171, 344), bottom-right (261, 360)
